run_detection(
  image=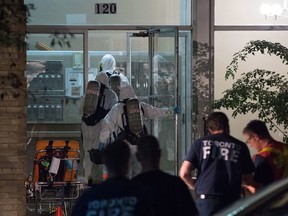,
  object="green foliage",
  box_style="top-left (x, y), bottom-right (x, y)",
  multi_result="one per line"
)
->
top-left (213, 40), bottom-right (288, 142)
top-left (0, 2), bottom-right (74, 100)
top-left (225, 40), bottom-right (288, 79)
top-left (0, 2), bottom-right (34, 49)
top-left (192, 41), bottom-right (213, 116)
top-left (0, 1), bottom-right (32, 100)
